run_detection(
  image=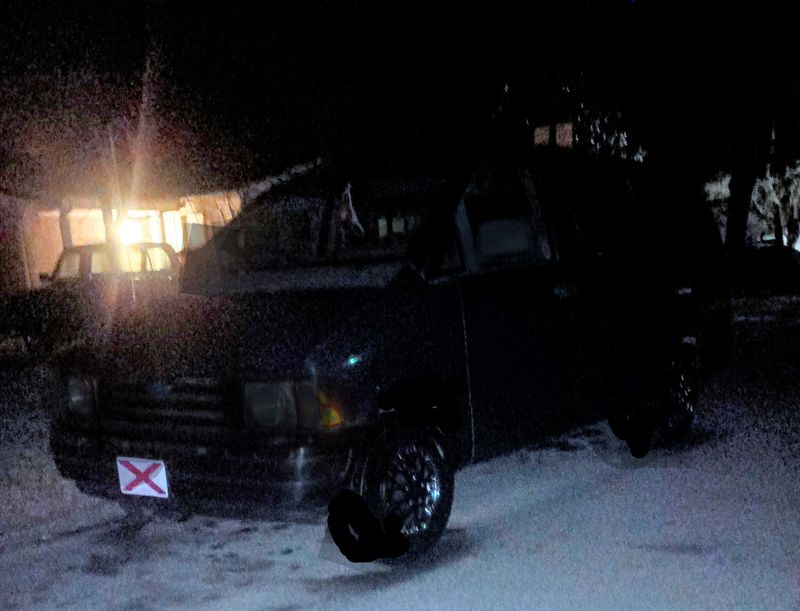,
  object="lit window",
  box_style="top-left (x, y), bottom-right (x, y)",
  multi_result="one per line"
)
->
top-left (117, 219), bottom-right (143, 245)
